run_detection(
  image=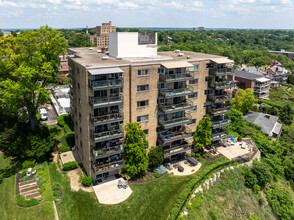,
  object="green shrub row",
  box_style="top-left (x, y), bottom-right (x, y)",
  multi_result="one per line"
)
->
top-left (64, 124), bottom-right (72, 133)
top-left (16, 195), bottom-right (39, 207)
top-left (256, 99), bottom-right (282, 108)
top-left (57, 114), bottom-right (73, 133)
top-left (52, 184), bottom-right (61, 201)
top-left (82, 176), bottom-right (93, 186)
top-left (58, 146), bottom-right (71, 153)
top-left (63, 161), bottom-right (78, 171)
top-left (168, 158), bottom-right (235, 219)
